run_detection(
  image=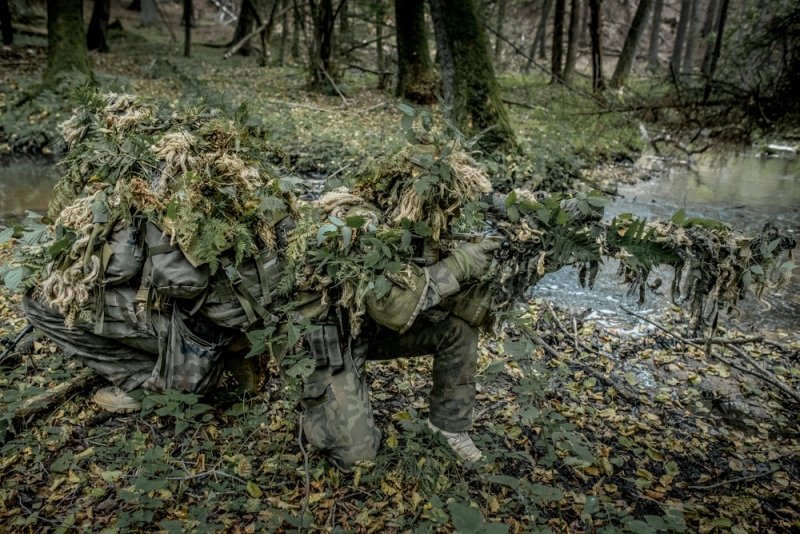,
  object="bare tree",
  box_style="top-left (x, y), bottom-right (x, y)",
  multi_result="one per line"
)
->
top-left (681, 0), bottom-right (699, 74)
top-left (670, 0), bottom-right (691, 75)
top-left (646, 0), bottom-right (663, 71)
top-left (494, 0), bottom-right (508, 65)
top-left (308, 0), bottom-right (341, 91)
top-left (699, 0), bottom-right (719, 76)
top-left (588, 0), bottom-right (605, 91)
top-left (531, 0), bottom-right (553, 62)
top-left (550, 0), bottom-right (566, 83)
top-left (1, 0), bottom-right (14, 45)
top-left (183, 0), bottom-right (193, 57)
top-left (702, 0), bottom-right (728, 100)
top-left (141, 0), bottom-right (157, 27)
top-left (610, 0), bottom-right (654, 88)
top-left (87, 0), bottom-right (111, 52)
top-left (562, 0), bottom-right (581, 84)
